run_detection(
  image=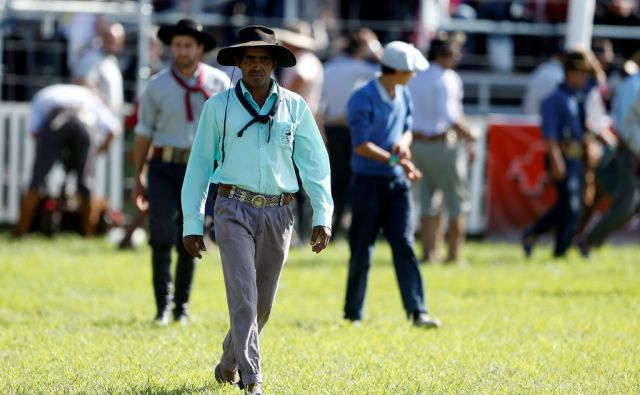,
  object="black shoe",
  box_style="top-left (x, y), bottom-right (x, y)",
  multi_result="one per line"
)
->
top-left (521, 232), bottom-right (534, 258)
top-left (214, 364), bottom-right (239, 385)
top-left (576, 237), bottom-right (590, 259)
top-left (173, 307), bottom-right (189, 325)
top-left (412, 312), bottom-right (441, 329)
